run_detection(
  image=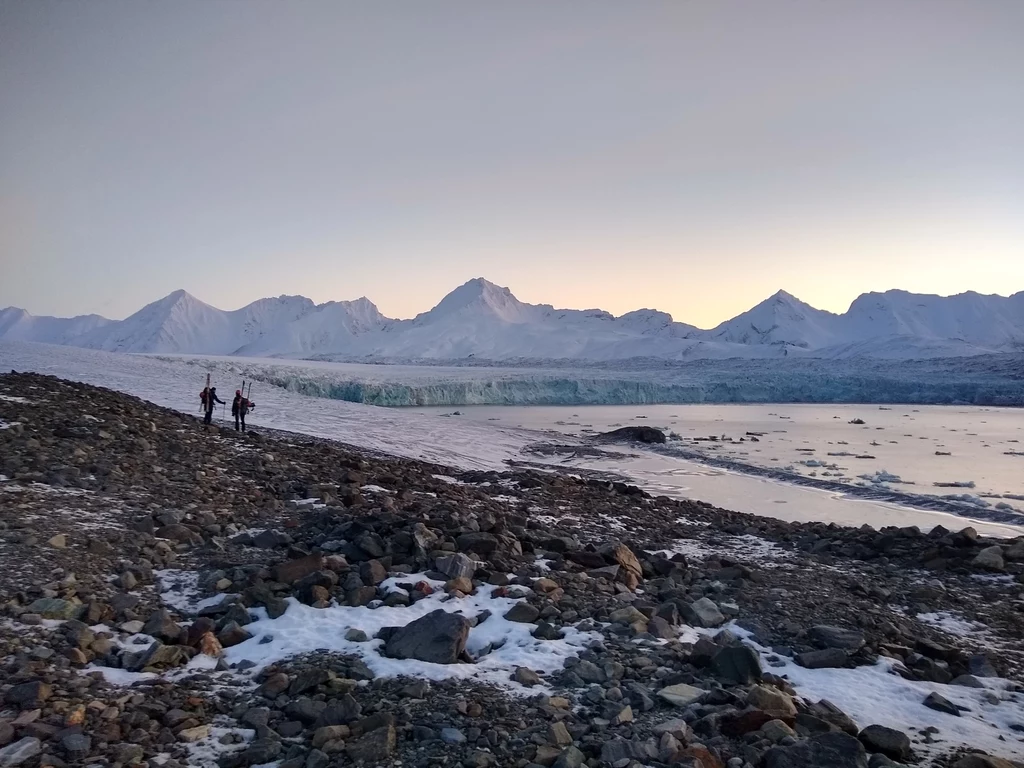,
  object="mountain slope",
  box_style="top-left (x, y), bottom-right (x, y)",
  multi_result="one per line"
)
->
top-left (703, 290), bottom-right (843, 349)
